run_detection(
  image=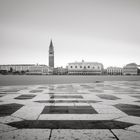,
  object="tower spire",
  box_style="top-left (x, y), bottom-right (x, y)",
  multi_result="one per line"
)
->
top-left (49, 39), bottom-right (54, 51)
top-left (49, 39), bottom-right (54, 68)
